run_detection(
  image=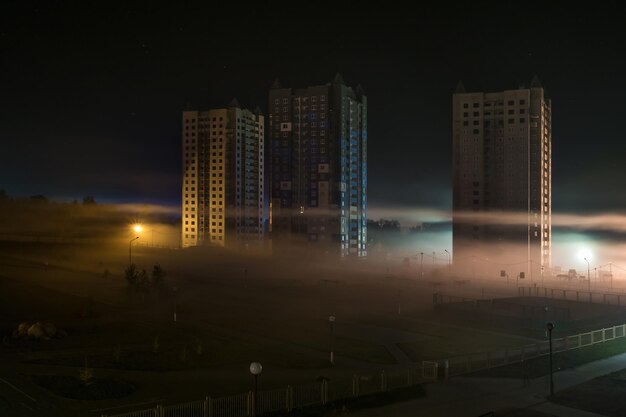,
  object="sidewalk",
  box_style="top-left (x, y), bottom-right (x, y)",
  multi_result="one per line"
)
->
top-left (350, 352), bottom-right (626, 416)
